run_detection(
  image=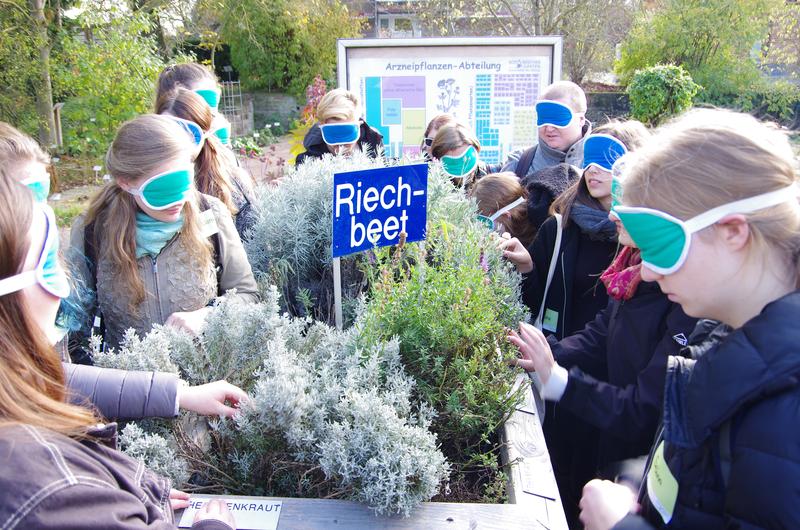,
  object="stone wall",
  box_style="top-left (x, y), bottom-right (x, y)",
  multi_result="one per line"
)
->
top-left (586, 92), bottom-right (630, 125)
top-left (246, 91), bottom-right (300, 130)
